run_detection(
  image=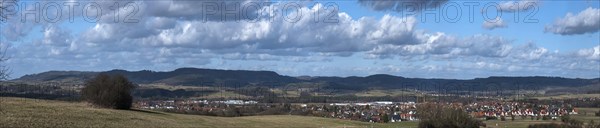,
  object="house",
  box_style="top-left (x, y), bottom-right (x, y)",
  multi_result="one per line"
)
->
top-left (390, 113), bottom-right (401, 122)
top-left (400, 111), bottom-right (417, 121)
top-left (569, 108), bottom-right (578, 115)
